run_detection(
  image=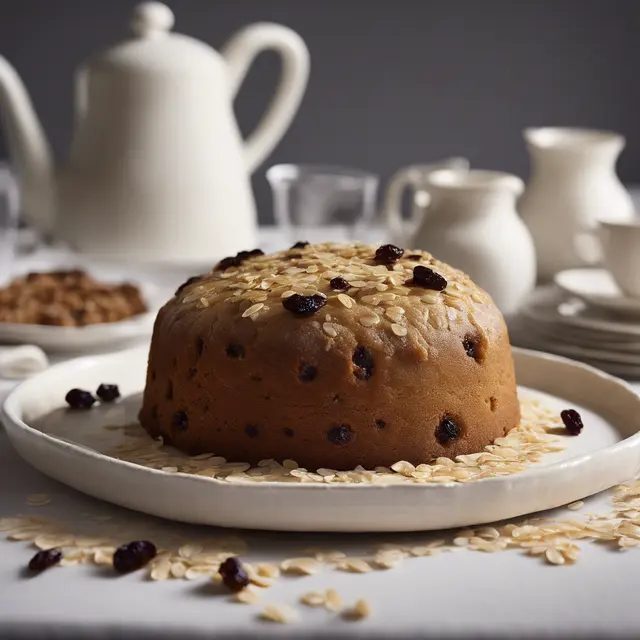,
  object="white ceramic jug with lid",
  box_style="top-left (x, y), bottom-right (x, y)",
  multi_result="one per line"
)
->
top-left (0, 2), bottom-right (310, 262)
